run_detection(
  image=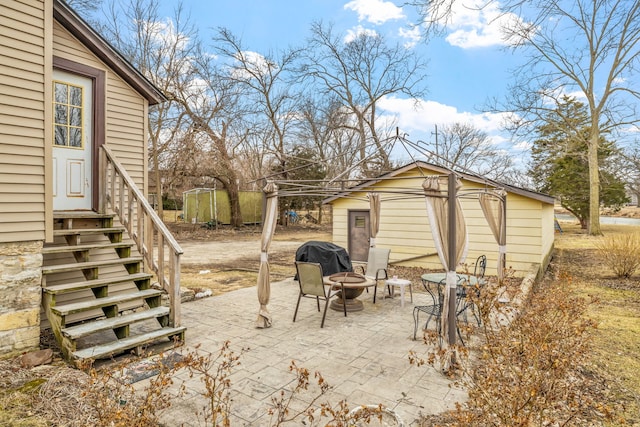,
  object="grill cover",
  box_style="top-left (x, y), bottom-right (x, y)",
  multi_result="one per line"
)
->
top-left (295, 241), bottom-right (353, 278)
